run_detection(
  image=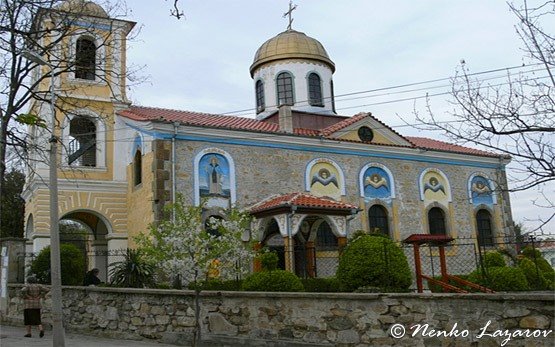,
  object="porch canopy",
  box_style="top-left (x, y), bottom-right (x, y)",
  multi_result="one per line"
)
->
top-left (249, 192), bottom-right (360, 276)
